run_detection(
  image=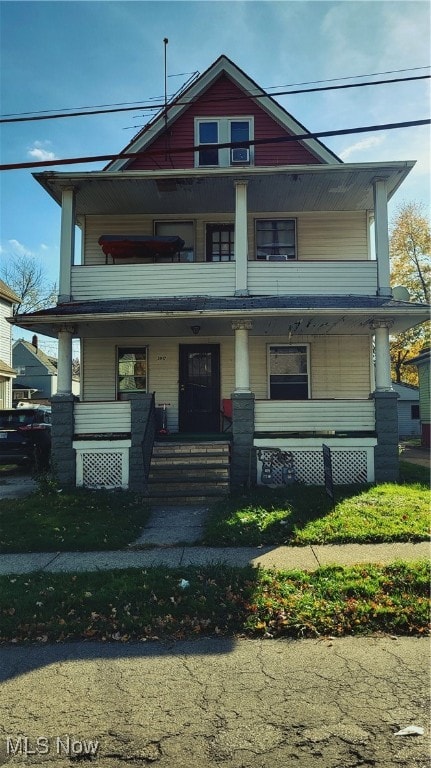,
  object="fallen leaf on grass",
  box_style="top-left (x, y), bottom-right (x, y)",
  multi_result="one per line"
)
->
top-left (394, 726), bottom-right (424, 737)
